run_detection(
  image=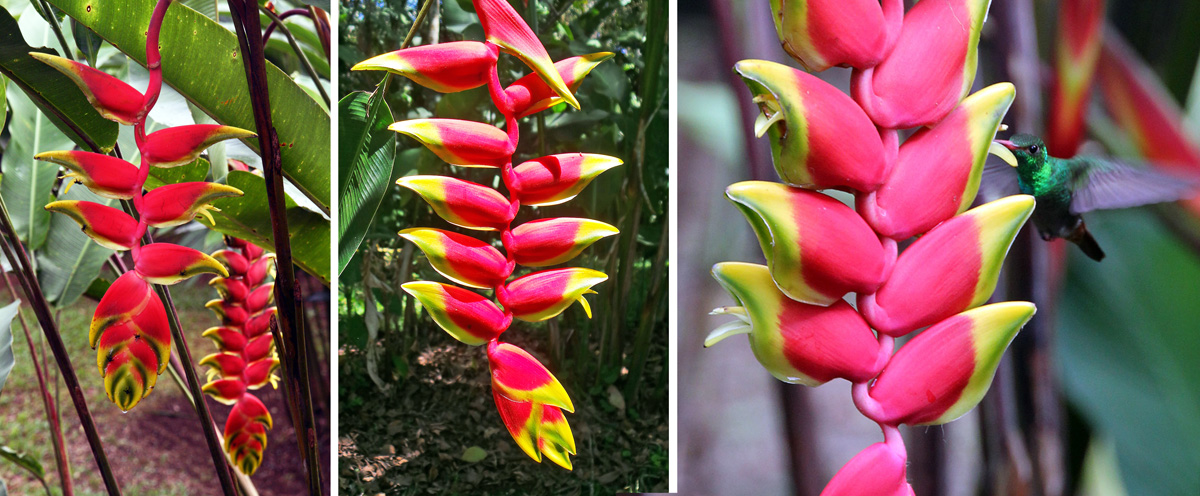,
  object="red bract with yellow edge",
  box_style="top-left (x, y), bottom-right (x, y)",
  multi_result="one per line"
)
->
top-left (354, 0), bottom-right (620, 469)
